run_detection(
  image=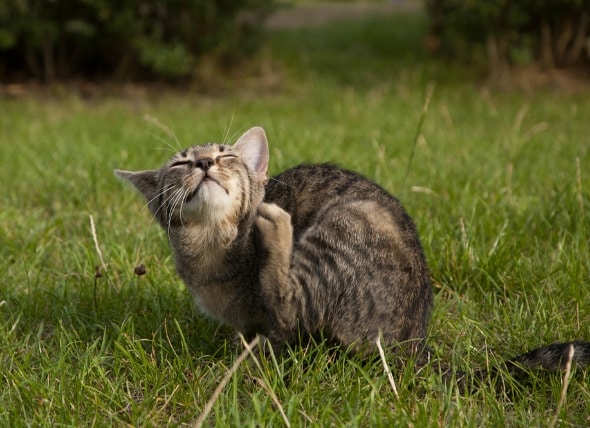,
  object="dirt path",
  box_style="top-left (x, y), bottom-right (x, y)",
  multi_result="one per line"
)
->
top-left (265, 0), bottom-right (423, 30)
